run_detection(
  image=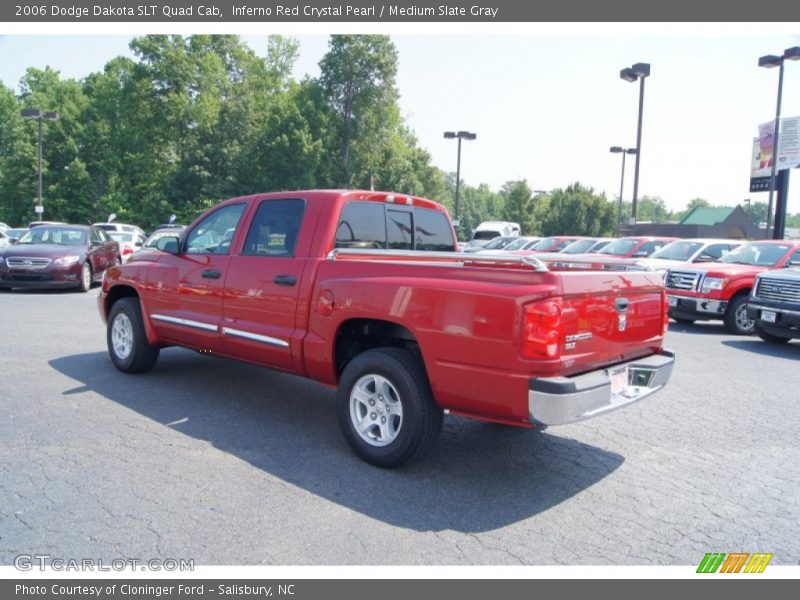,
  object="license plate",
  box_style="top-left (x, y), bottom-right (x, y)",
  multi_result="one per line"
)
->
top-left (761, 310), bottom-right (777, 323)
top-left (668, 296), bottom-right (678, 307)
top-left (609, 366), bottom-right (629, 396)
